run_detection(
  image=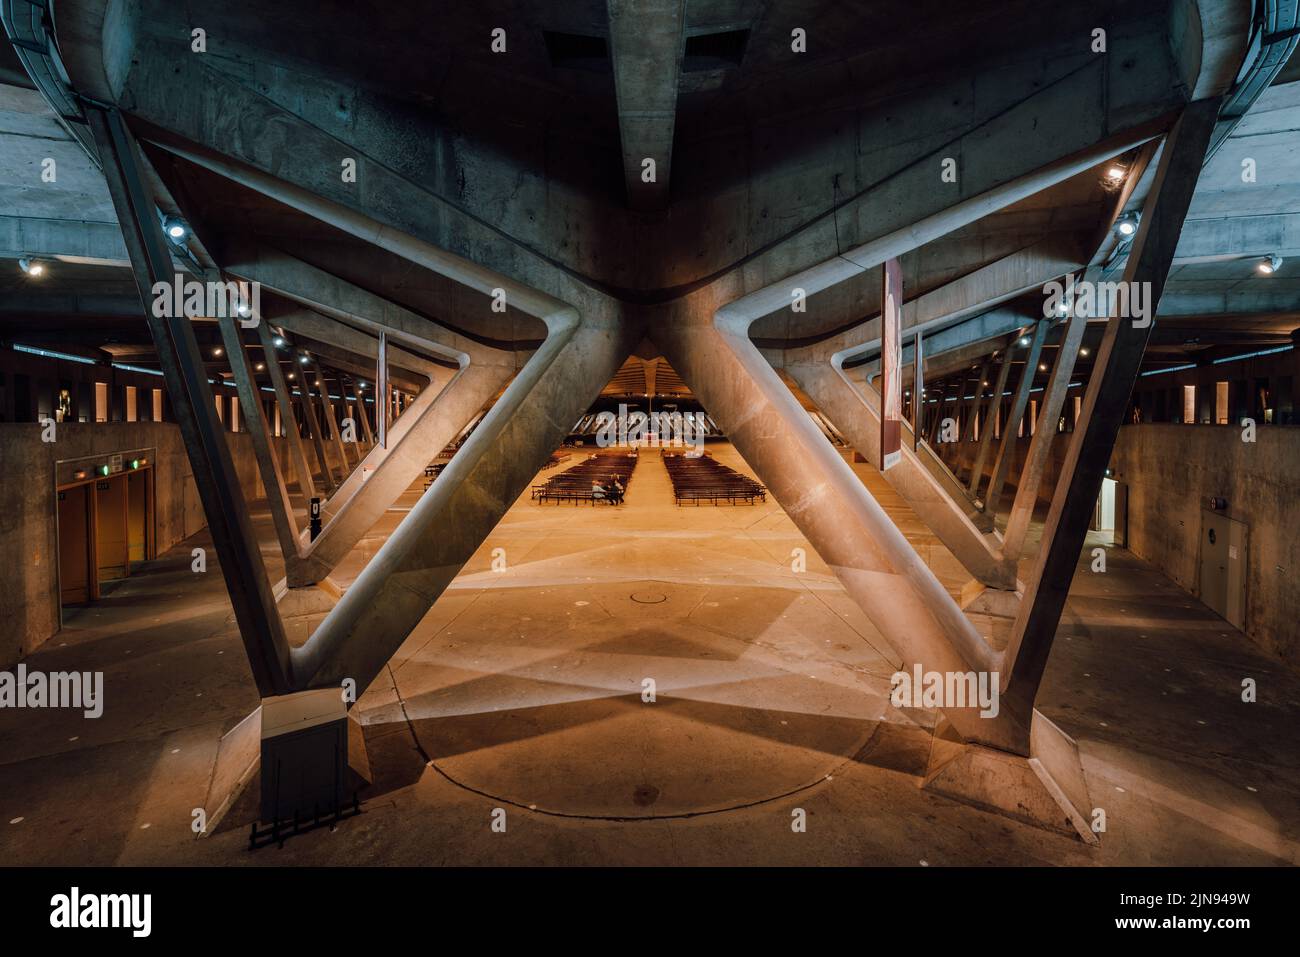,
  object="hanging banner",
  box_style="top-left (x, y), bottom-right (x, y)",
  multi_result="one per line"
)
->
top-left (880, 257), bottom-right (903, 470)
